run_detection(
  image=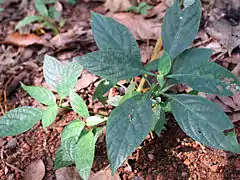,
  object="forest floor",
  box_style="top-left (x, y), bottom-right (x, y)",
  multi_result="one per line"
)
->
top-left (0, 0), bottom-right (239, 179)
